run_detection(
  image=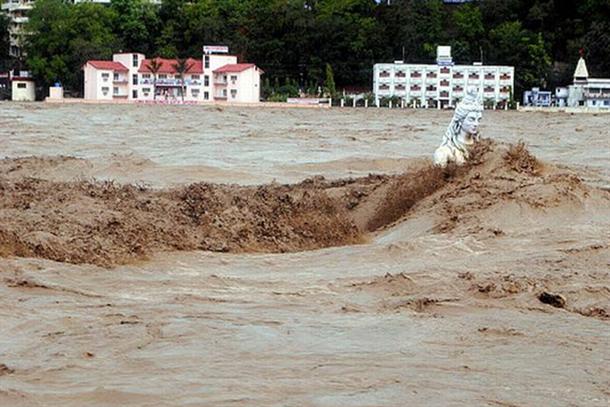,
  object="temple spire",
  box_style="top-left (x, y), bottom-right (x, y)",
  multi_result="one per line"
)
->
top-left (574, 50), bottom-right (589, 84)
